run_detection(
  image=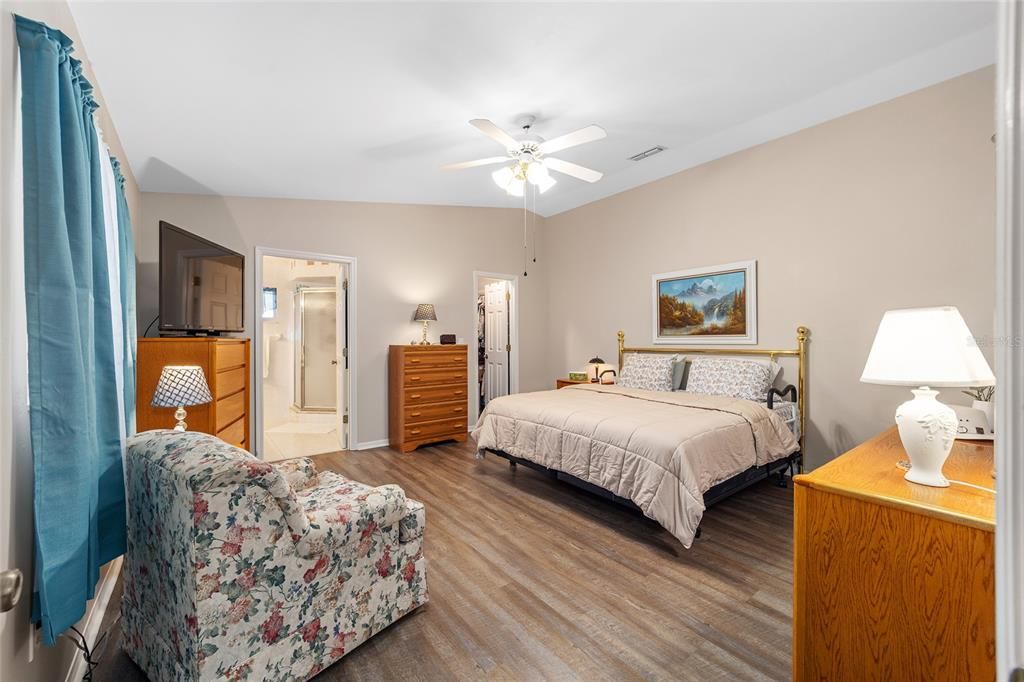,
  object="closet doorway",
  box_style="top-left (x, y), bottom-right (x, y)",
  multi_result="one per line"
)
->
top-left (254, 248), bottom-right (358, 461)
top-left (471, 271), bottom-right (519, 425)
